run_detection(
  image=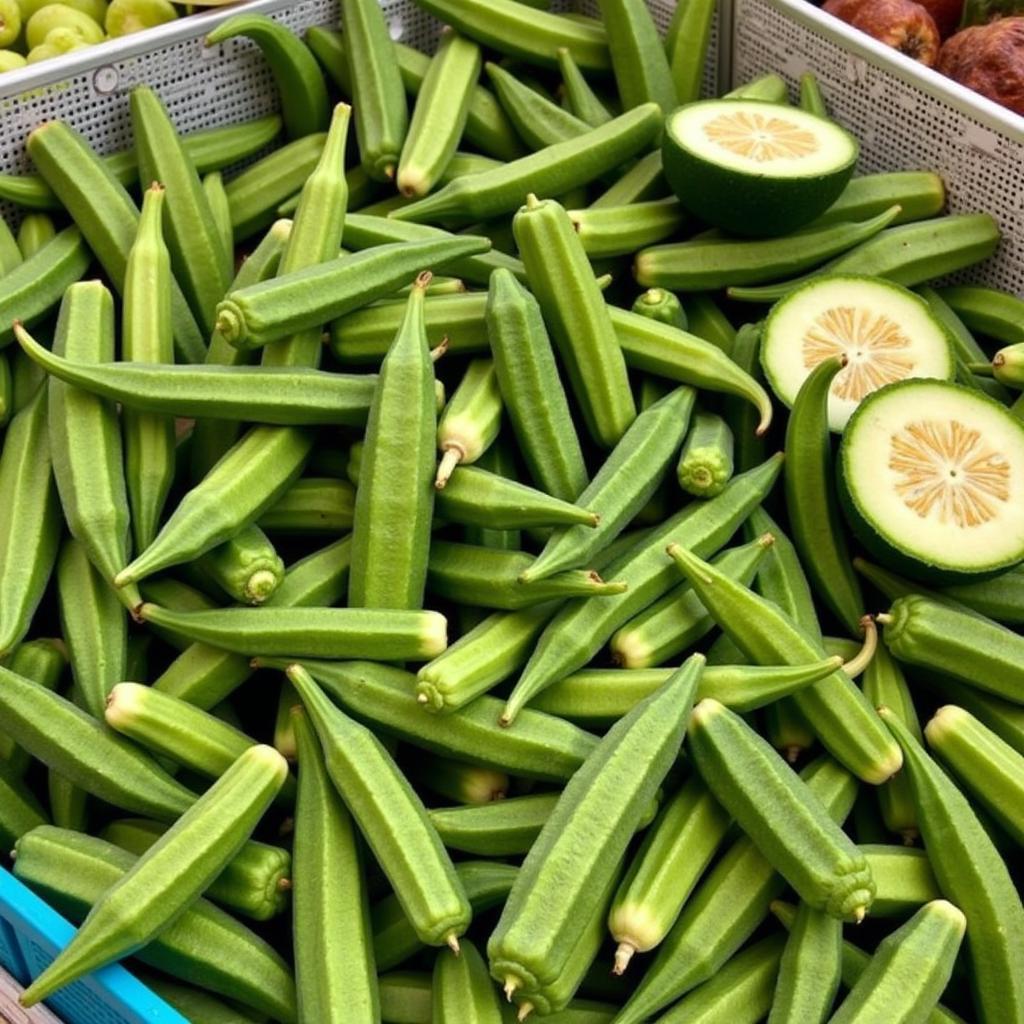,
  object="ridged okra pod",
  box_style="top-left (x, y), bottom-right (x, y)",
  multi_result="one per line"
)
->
top-left (47, 281), bottom-right (140, 610)
top-left (288, 665), bottom-right (471, 949)
top-left (488, 658), bottom-right (702, 1001)
top-left (667, 543), bottom-right (901, 784)
top-left (598, 0), bottom-right (676, 112)
top-left (767, 901), bottom-right (842, 1024)
top-left (343, 0), bottom-right (408, 179)
top-left (514, 193), bottom-right (636, 448)
top-left (195, 524), bottom-right (285, 605)
top-left (485, 267), bottom-right (588, 501)
top-left (293, 708), bottom-right (378, 1022)
top-left (21, 745), bottom-right (287, 1006)
top-left (121, 183), bottom-right (176, 552)
top-left (349, 272), bottom-right (436, 609)
top-left (435, 357), bottom-right (502, 488)
top-left (433, 939), bottom-right (503, 1024)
